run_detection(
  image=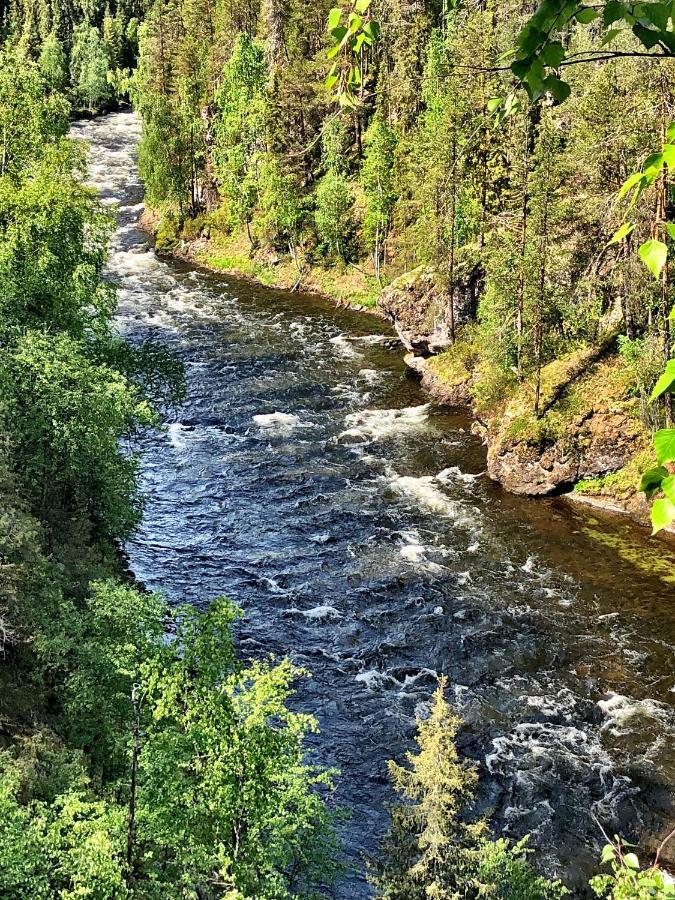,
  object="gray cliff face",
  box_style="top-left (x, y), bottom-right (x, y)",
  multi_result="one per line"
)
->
top-left (378, 265), bottom-right (480, 355)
